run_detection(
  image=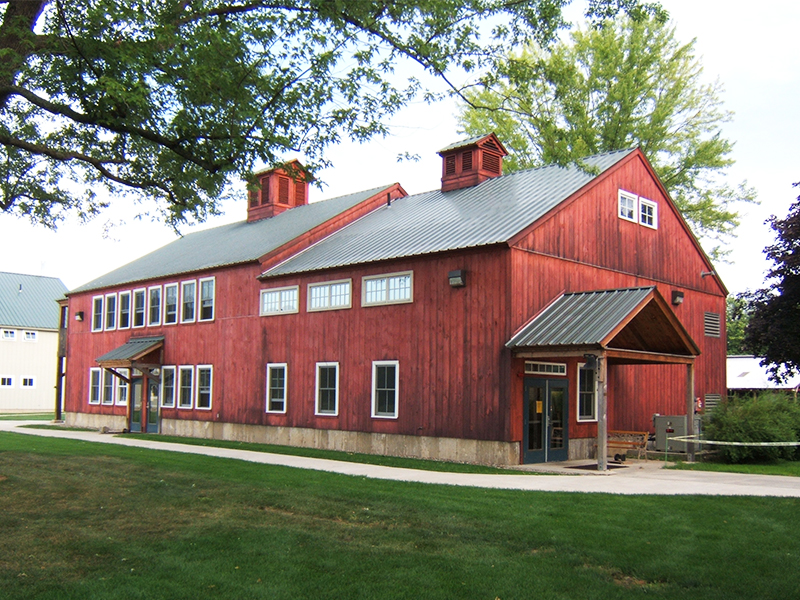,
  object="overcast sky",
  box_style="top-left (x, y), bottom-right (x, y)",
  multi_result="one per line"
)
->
top-left (0, 0), bottom-right (797, 294)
